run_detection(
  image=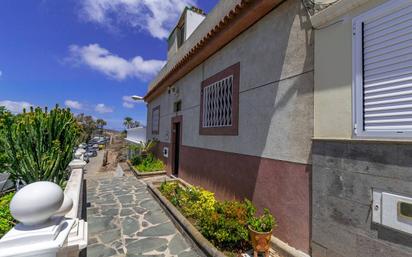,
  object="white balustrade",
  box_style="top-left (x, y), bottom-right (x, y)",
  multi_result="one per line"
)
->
top-left (0, 158), bottom-right (88, 257)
